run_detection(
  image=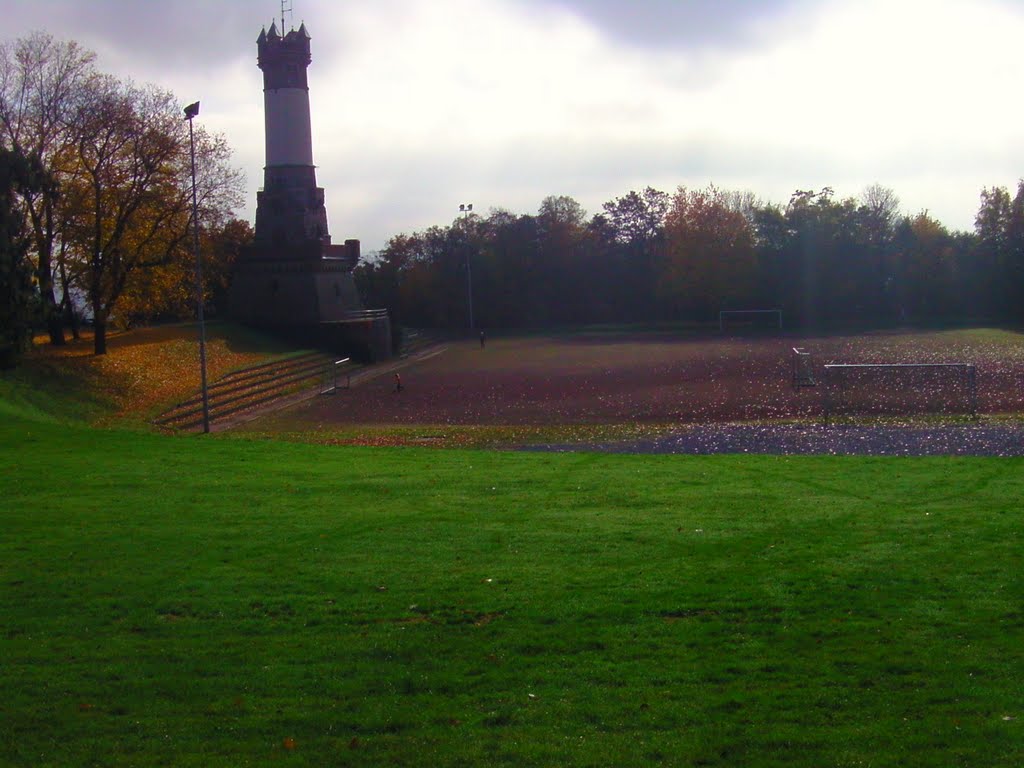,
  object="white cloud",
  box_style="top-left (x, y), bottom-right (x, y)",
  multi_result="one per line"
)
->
top-left (307, 0), bottom-right (1024, 249)
top-left (5, 0), bottom-right (1023, 252)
